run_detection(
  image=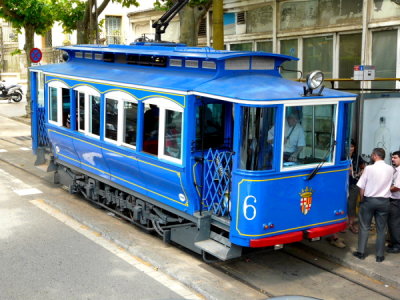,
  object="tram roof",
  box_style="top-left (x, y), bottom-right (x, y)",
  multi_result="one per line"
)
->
top-left (58, 43), bottom-right (297, 61)
top-left (31, 44), bottom-right (355, 103)
top-left (193, 72), bottom-right (355, 102)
